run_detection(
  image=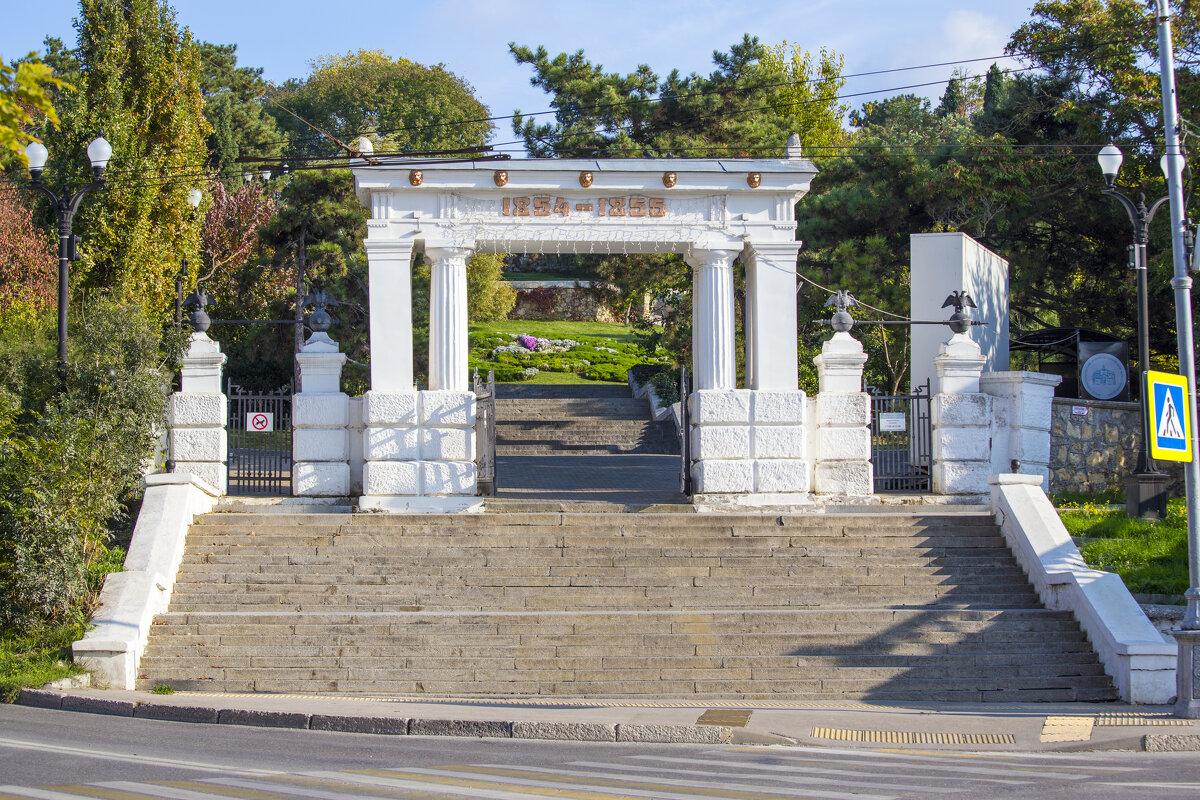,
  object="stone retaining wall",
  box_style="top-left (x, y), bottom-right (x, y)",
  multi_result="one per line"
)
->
top-left (509, 287), bottom-right (618, 322)
top-left (1049, 397), bottom-right (1183, 494)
